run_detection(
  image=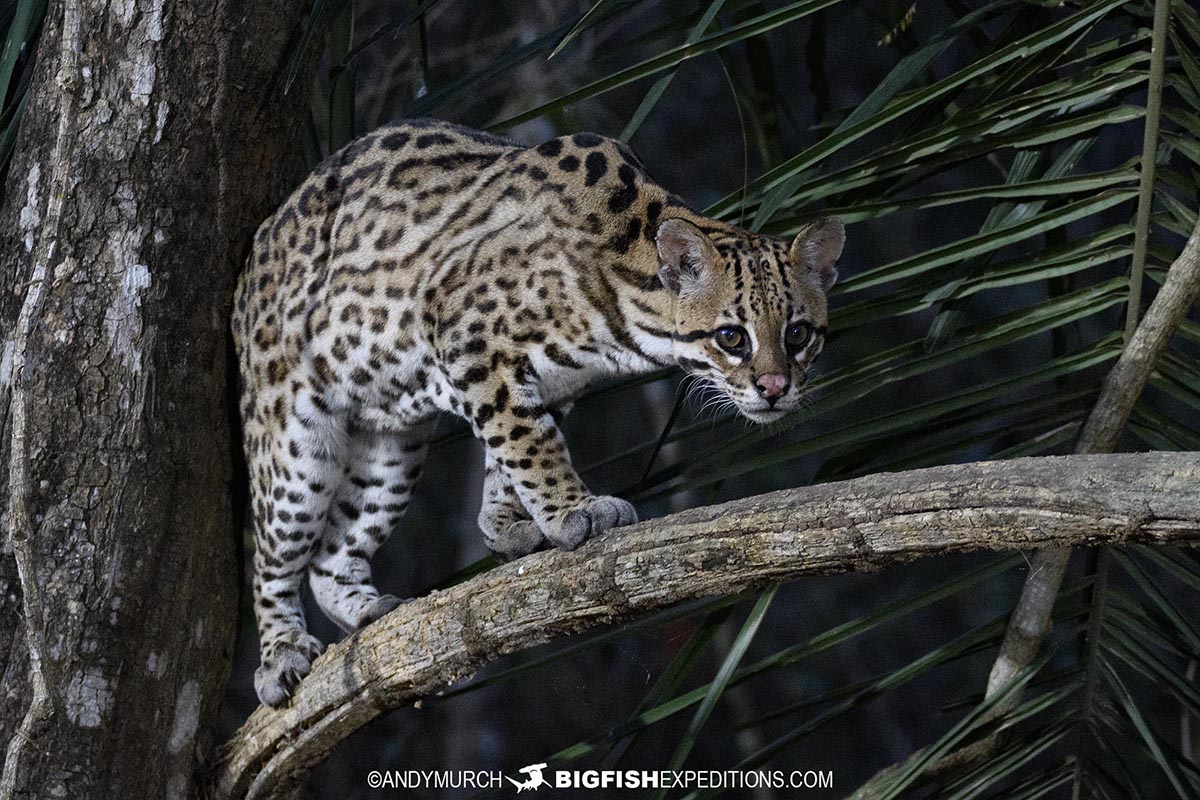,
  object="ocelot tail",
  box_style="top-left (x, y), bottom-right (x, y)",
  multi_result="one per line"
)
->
top-left (231, 118), bottom-right (844, 706)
